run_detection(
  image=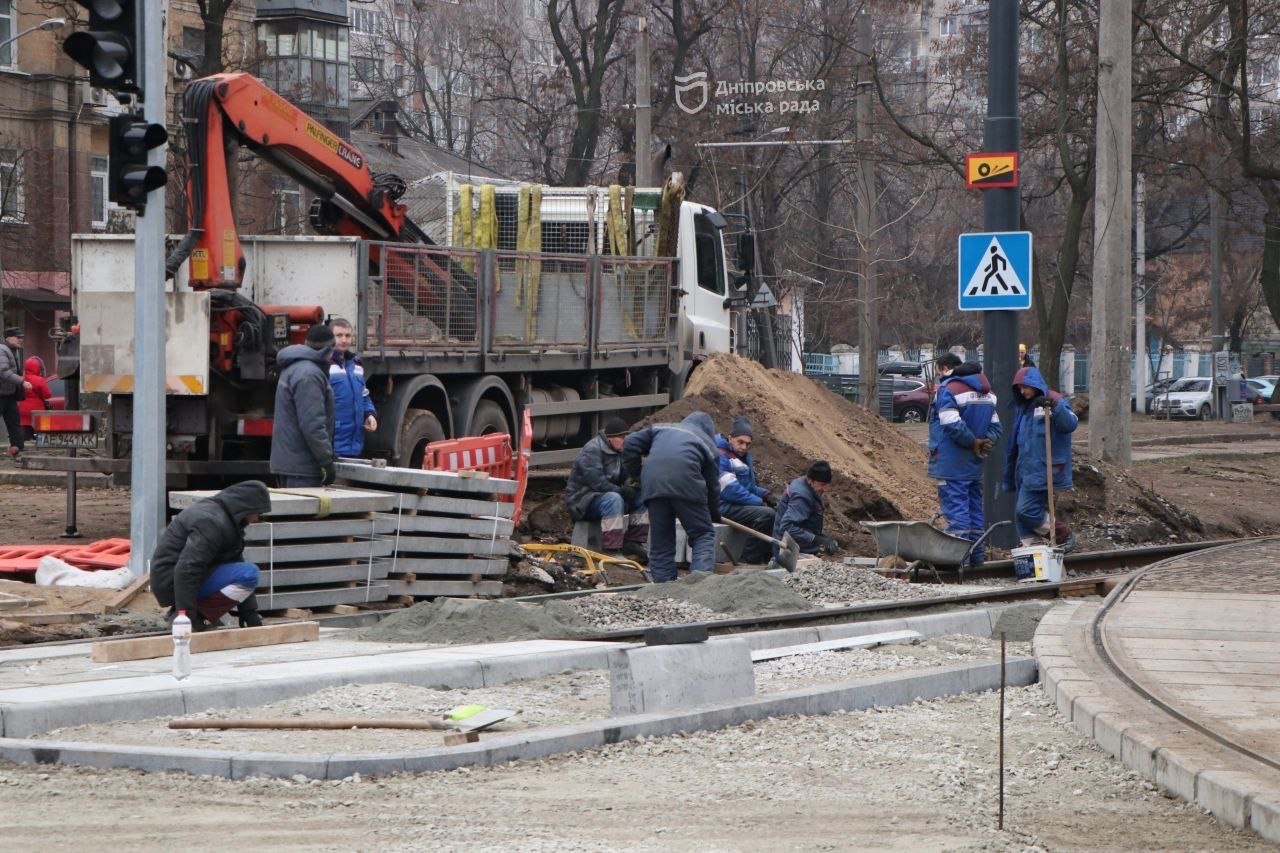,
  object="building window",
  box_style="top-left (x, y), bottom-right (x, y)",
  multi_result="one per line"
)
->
top-left (0, 150), bottom-right (24, 223)
top-left (90, 156), bottom-right (109, 228)
top-left (0, 0), bottom-right (13, 67)
top-left (257, 20), bottom-right (350, 108)
top-left (940, 16), bottom-right (957, 37)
